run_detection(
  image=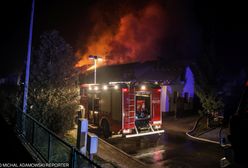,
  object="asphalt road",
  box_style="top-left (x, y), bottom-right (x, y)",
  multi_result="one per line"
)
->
top-left (106, 130), bottom-right (223, 168)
